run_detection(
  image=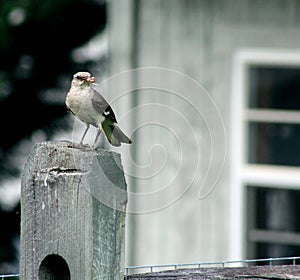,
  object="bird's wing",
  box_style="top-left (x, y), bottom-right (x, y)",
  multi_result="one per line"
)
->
top-left (90, 87), bottom-right (117, 123)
